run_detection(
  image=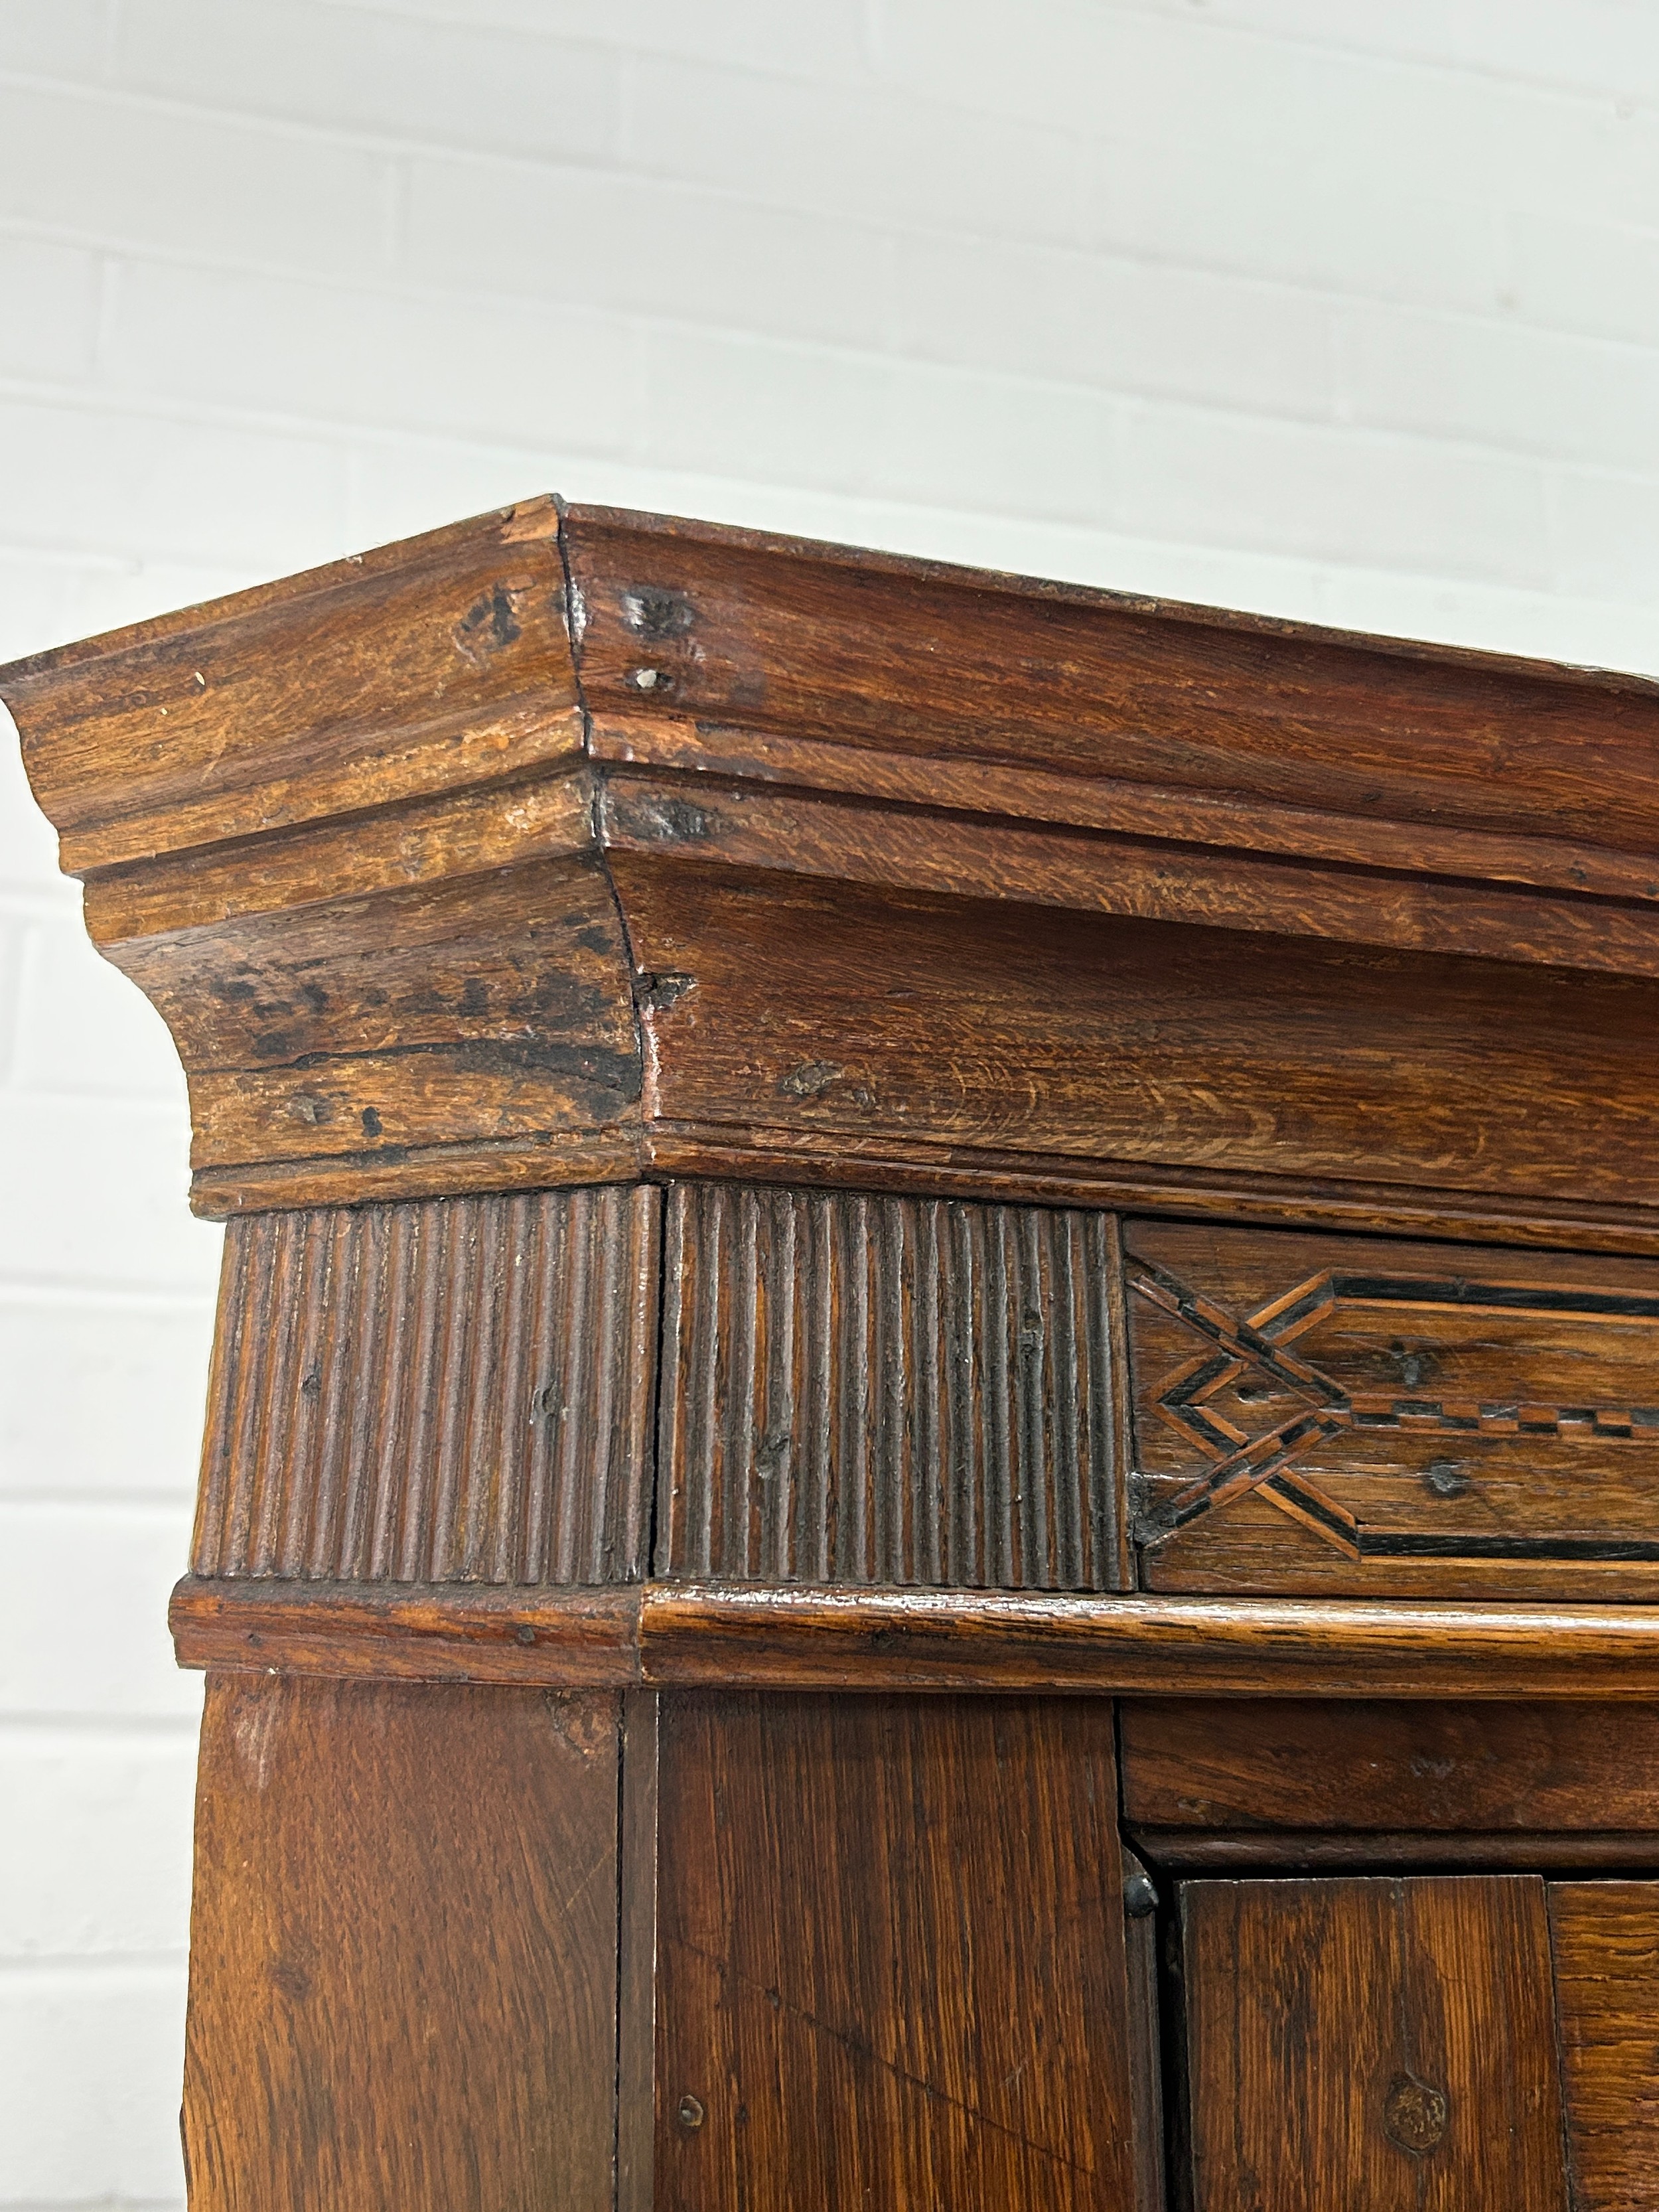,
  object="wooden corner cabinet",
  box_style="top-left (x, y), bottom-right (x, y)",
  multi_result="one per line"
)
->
top-left (11, 495), bottom-right (1659, 2207)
